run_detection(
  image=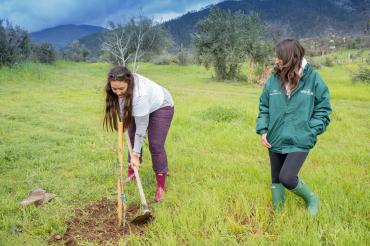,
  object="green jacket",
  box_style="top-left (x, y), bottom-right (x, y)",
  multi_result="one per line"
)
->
top-left (256, 64), bottom-right (332, 154)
